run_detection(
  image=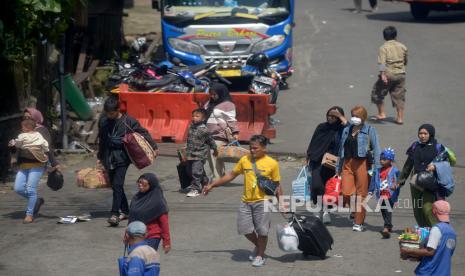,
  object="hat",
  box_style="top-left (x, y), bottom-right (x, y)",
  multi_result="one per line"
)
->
top-left (381, 147), bottom-right (395, 161)
top-left (127, 221), bottom-right (147, 237)
top-left (432, 200), bottom-right (450, 222)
